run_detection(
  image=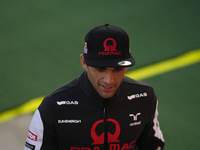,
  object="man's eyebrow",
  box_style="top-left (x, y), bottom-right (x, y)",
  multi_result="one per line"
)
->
top-left (95, 67), bottom-right (106, 69)
top-left (115, 67), bottom-right (123, 69)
